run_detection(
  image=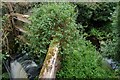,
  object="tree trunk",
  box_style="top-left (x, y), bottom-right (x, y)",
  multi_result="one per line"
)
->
top-left (39, 39), bottom-right (60, 79)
